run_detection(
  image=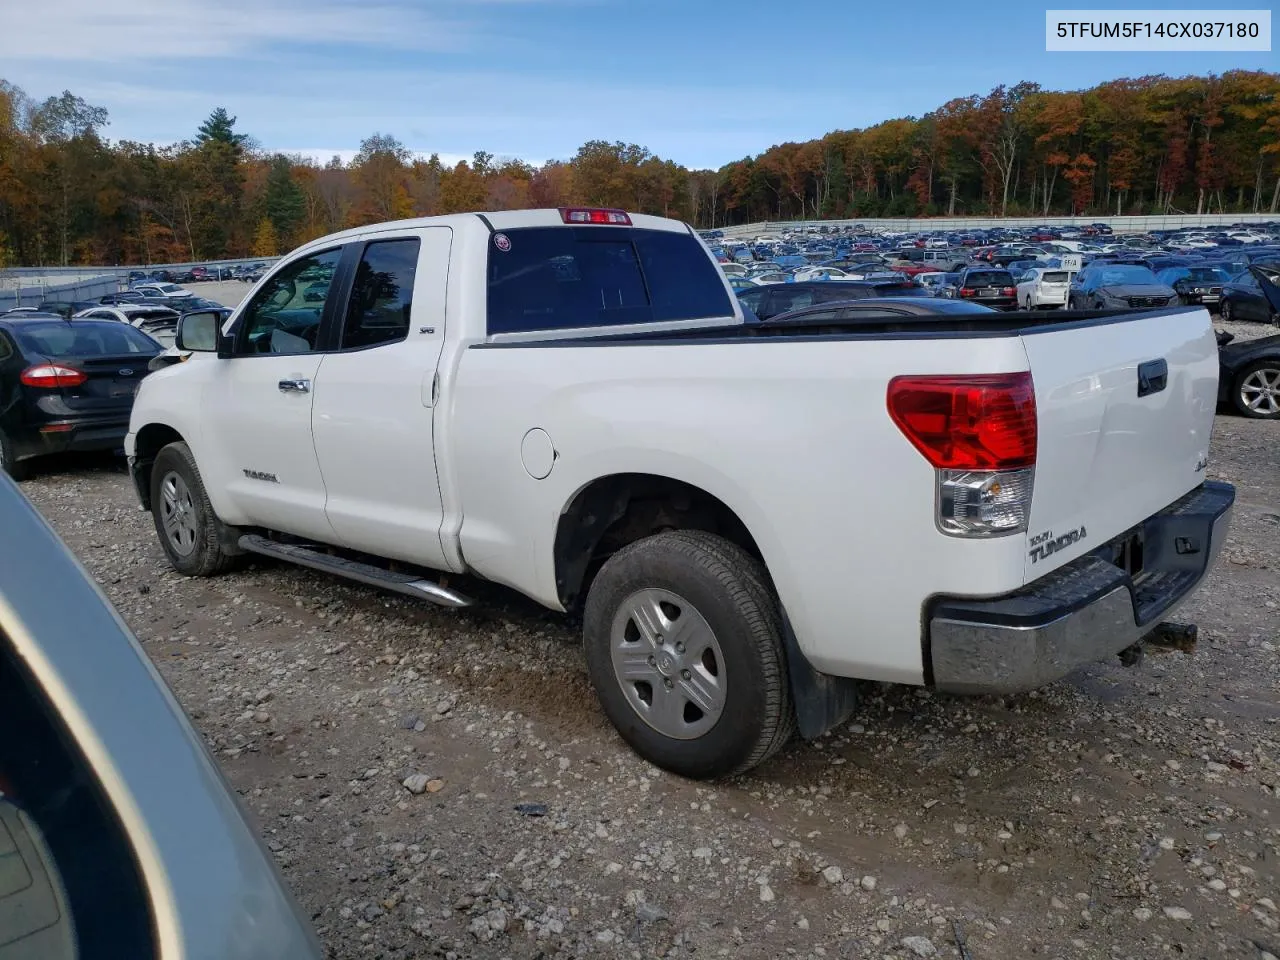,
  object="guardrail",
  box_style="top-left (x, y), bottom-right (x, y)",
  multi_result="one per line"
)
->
top-left (713, 213), bottom-right (1279, 238)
